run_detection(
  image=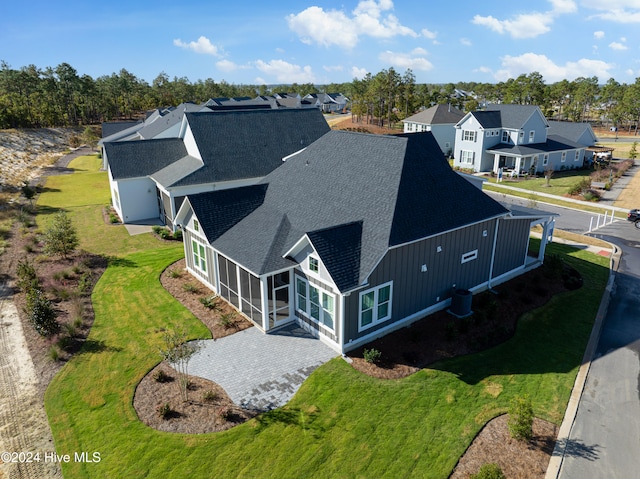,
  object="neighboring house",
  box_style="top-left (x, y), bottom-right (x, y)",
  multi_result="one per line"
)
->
top-left (203, 97), bottom-right (277, 110)
top-left (547, 120), bottom-right (599, 162)
top-left (303, 93), bottom-right (350, 113)
top-left (99, 102), bottom-right (209, 169)
top-left (453, 104), bottom-right (589, 174)
top-left (175, 131), bottom-right (555, 354)
top-left (104, 108), bottom-right (330, 229)
top-left (402, 104), bottom-right (465, 157)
